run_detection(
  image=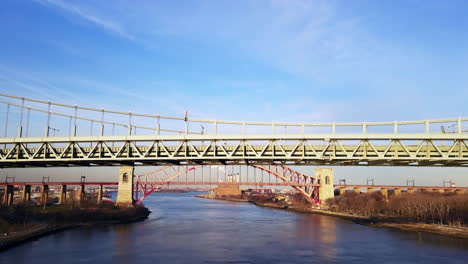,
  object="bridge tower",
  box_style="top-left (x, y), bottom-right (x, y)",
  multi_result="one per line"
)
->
top-left (116, 165), bottom-right (135, 207)
top-left (316, 168), bottom-right (334, 204)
